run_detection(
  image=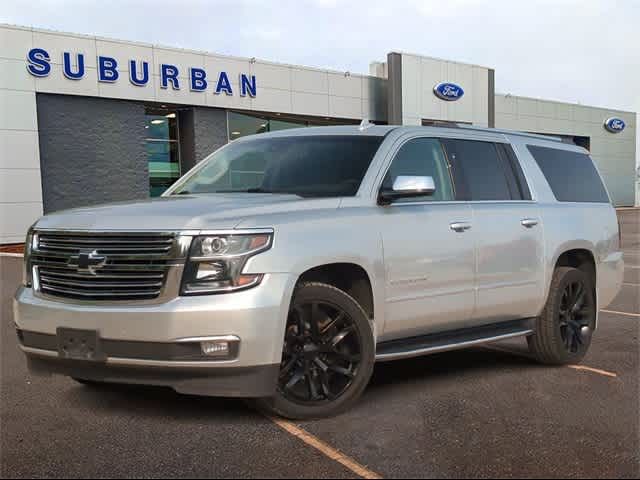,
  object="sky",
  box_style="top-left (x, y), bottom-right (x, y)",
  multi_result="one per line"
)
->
top-left (2, 0), bottom-right (639, 166)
